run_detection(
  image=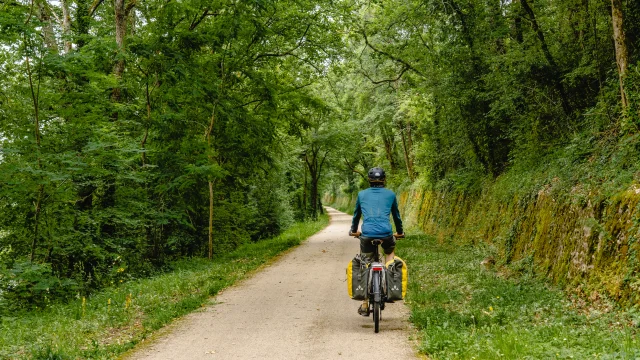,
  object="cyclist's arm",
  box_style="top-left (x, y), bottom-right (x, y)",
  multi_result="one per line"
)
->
top-left (350, 195), bottom-right (362, 234)
top-left (391, 195), bottom-right (403, 235)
